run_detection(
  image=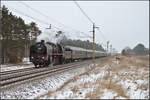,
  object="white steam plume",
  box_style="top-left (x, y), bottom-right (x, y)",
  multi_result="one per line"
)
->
top-left (36, 29), bottom-right (66, 44)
